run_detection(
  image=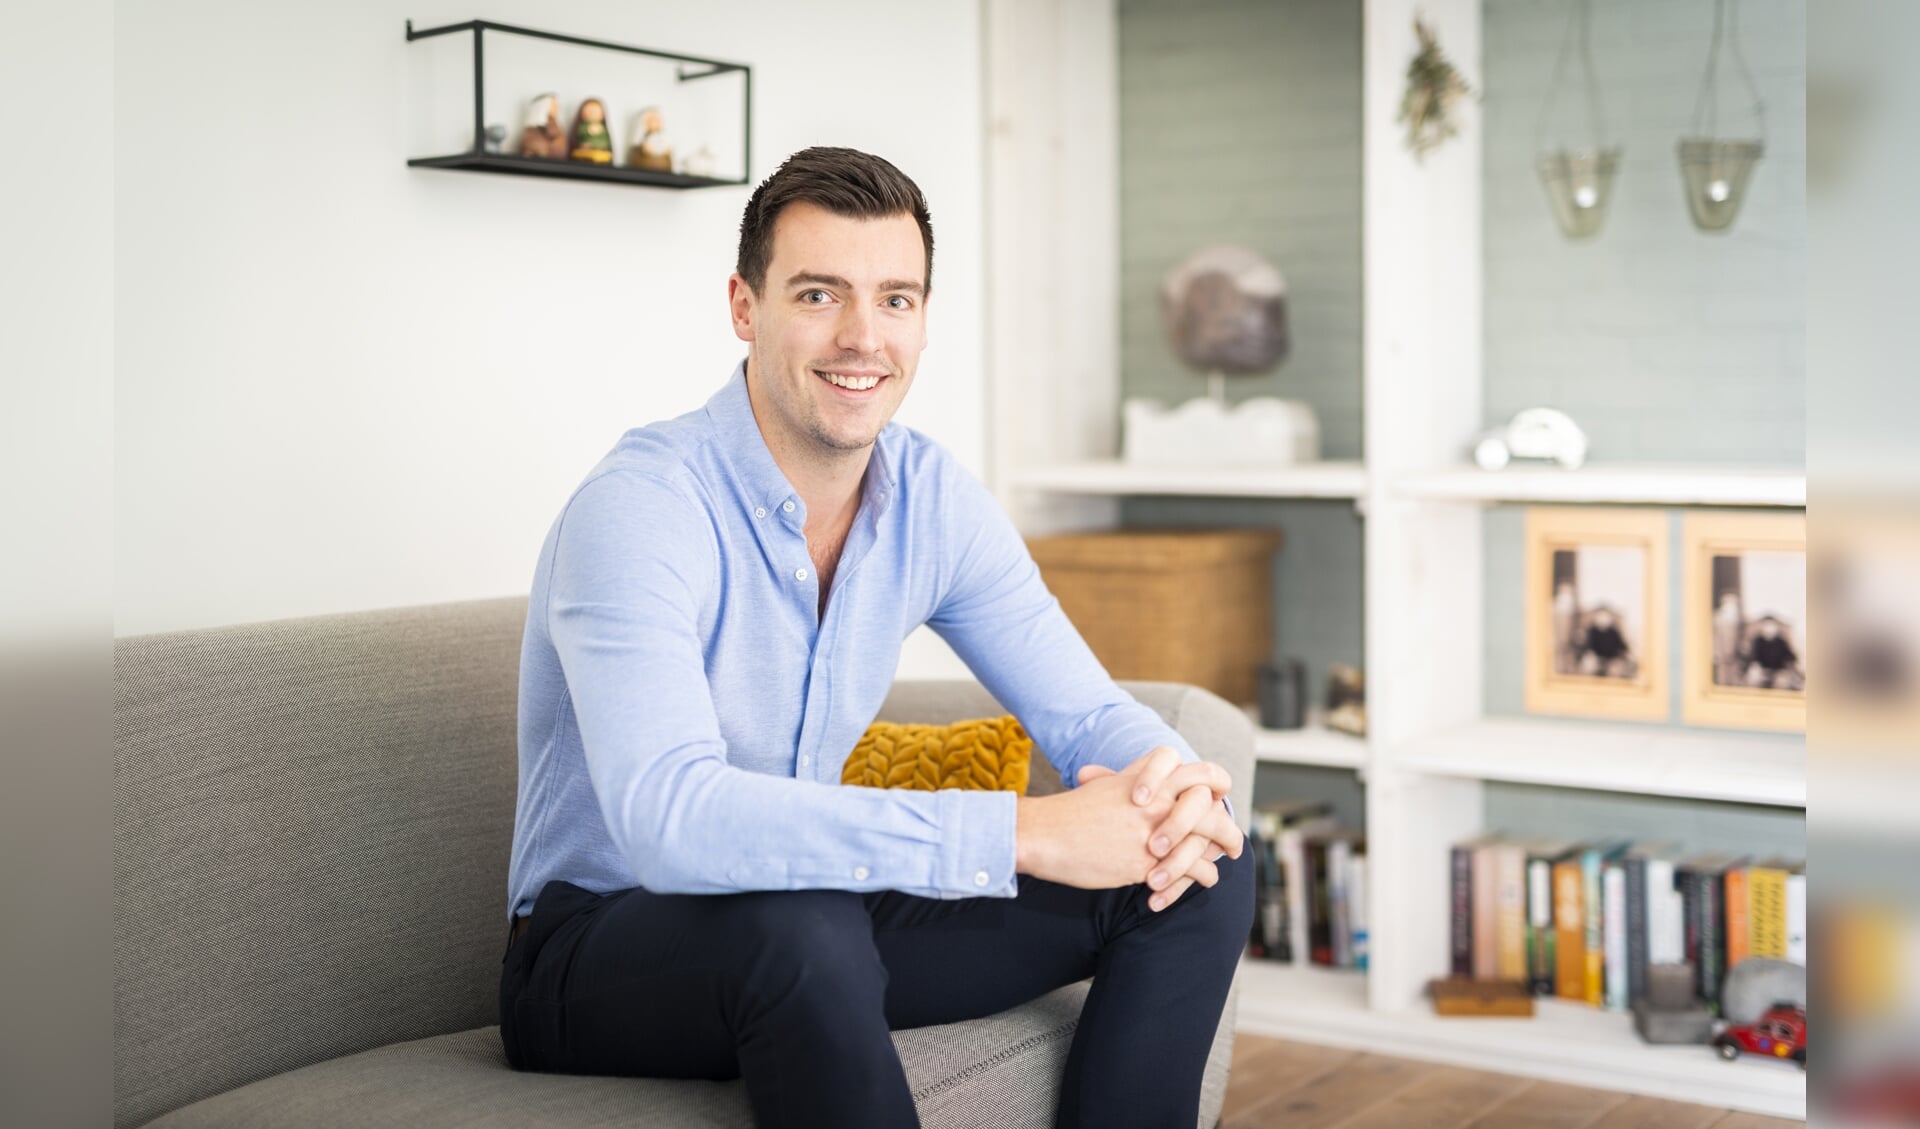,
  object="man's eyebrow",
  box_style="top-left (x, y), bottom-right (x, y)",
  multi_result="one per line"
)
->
top-left (784, 271), bottom-right (925, 297)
